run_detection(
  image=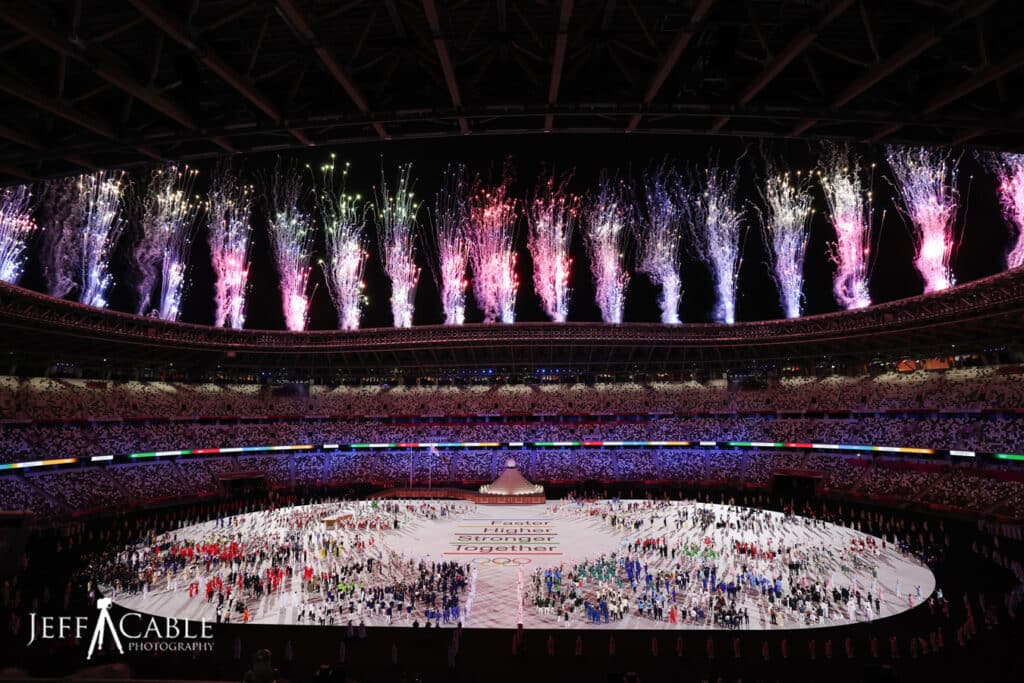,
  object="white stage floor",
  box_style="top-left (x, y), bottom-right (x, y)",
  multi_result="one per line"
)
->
top-left (113, 499), bottom-right (935, 631)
